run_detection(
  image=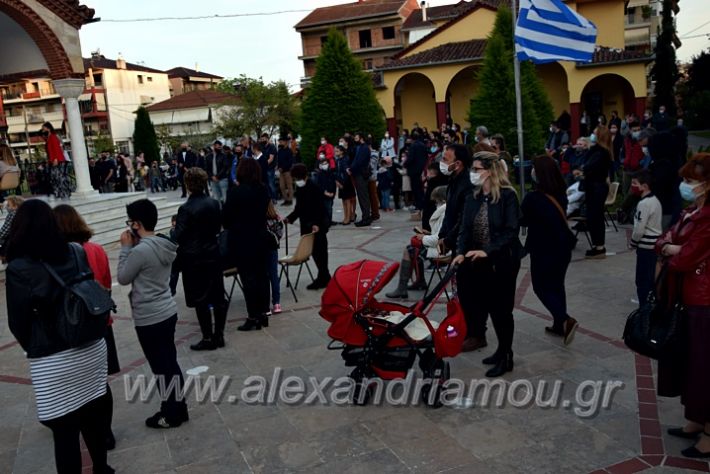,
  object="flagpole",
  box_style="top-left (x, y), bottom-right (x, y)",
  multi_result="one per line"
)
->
top-left (512, 0), bottom-right (526, 199)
